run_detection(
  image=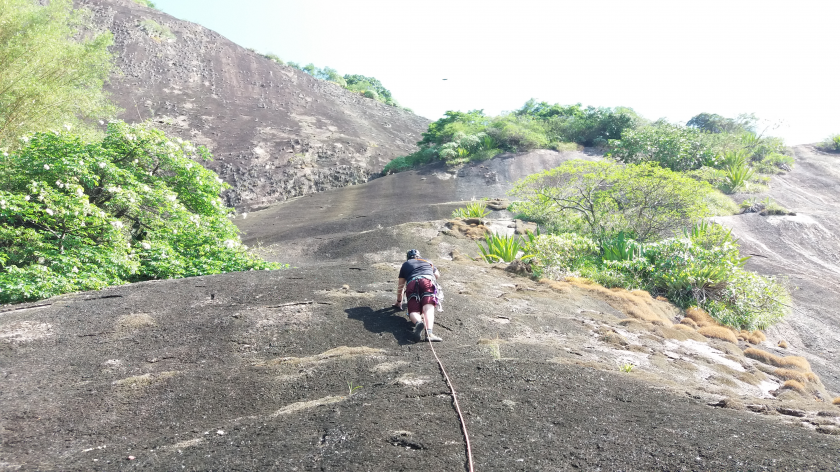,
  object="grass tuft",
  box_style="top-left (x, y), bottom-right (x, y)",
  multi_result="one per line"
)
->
top-left (778, 340), bottom-right (788, 349)
top-left (833, 397), bottom-right (840, 406)
top-left (774, 368), bottom-right (818, 384)
top-left (738, 329), bottom-right (767, 344)
top-left (684, 307), bottom-right (717, 327)
top-left (697, 326), bottom-right (739, 344)
top-left (782, 380), bottom-right (807, 394)
top-left (680, 318), bottom-right (699, 329)
top-left (744, 348), bottom-right (812, 371)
